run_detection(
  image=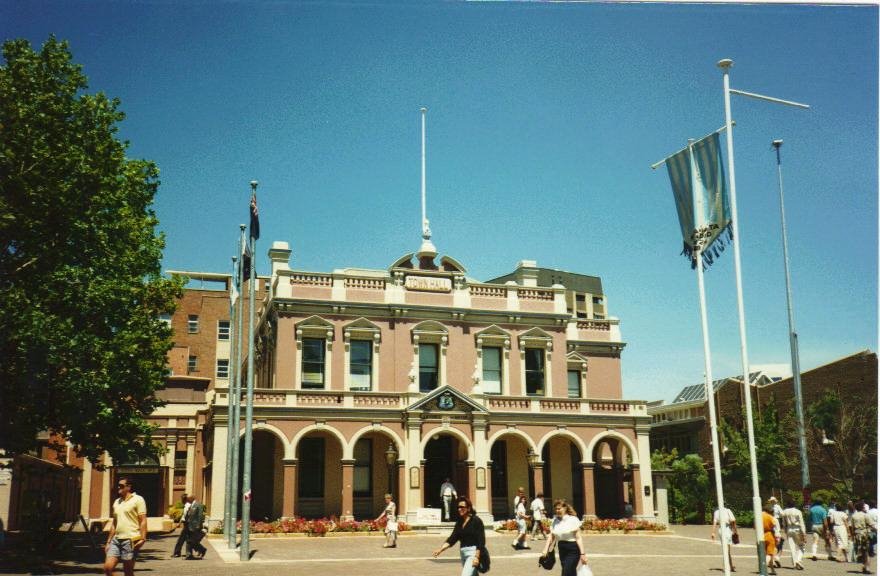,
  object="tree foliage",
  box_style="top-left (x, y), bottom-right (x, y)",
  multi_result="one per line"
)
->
top-left (652, 449), bottom-right (710, 523)
top-left (719, 396), bottom-right (796, 490)
top-left (806, 388), bottom-right (877, 497)
top-left (0, 37), bottom-right (182, 465)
